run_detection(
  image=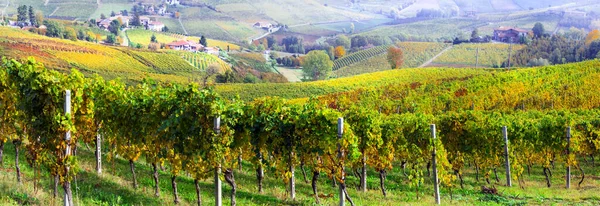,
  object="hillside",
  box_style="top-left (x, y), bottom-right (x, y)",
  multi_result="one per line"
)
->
top-left (0, 27), bottom-right (229, 83)
top-left (216, 60), bottom-right (600, 103)
top-left (332, 42), bottom-right (450, 77)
